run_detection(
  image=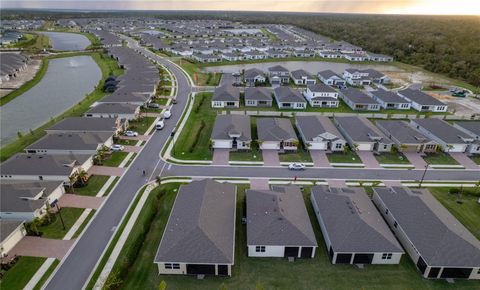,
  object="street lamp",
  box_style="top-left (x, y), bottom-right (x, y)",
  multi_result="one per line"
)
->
top-left (419, 164), bottom-right (429, 188)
